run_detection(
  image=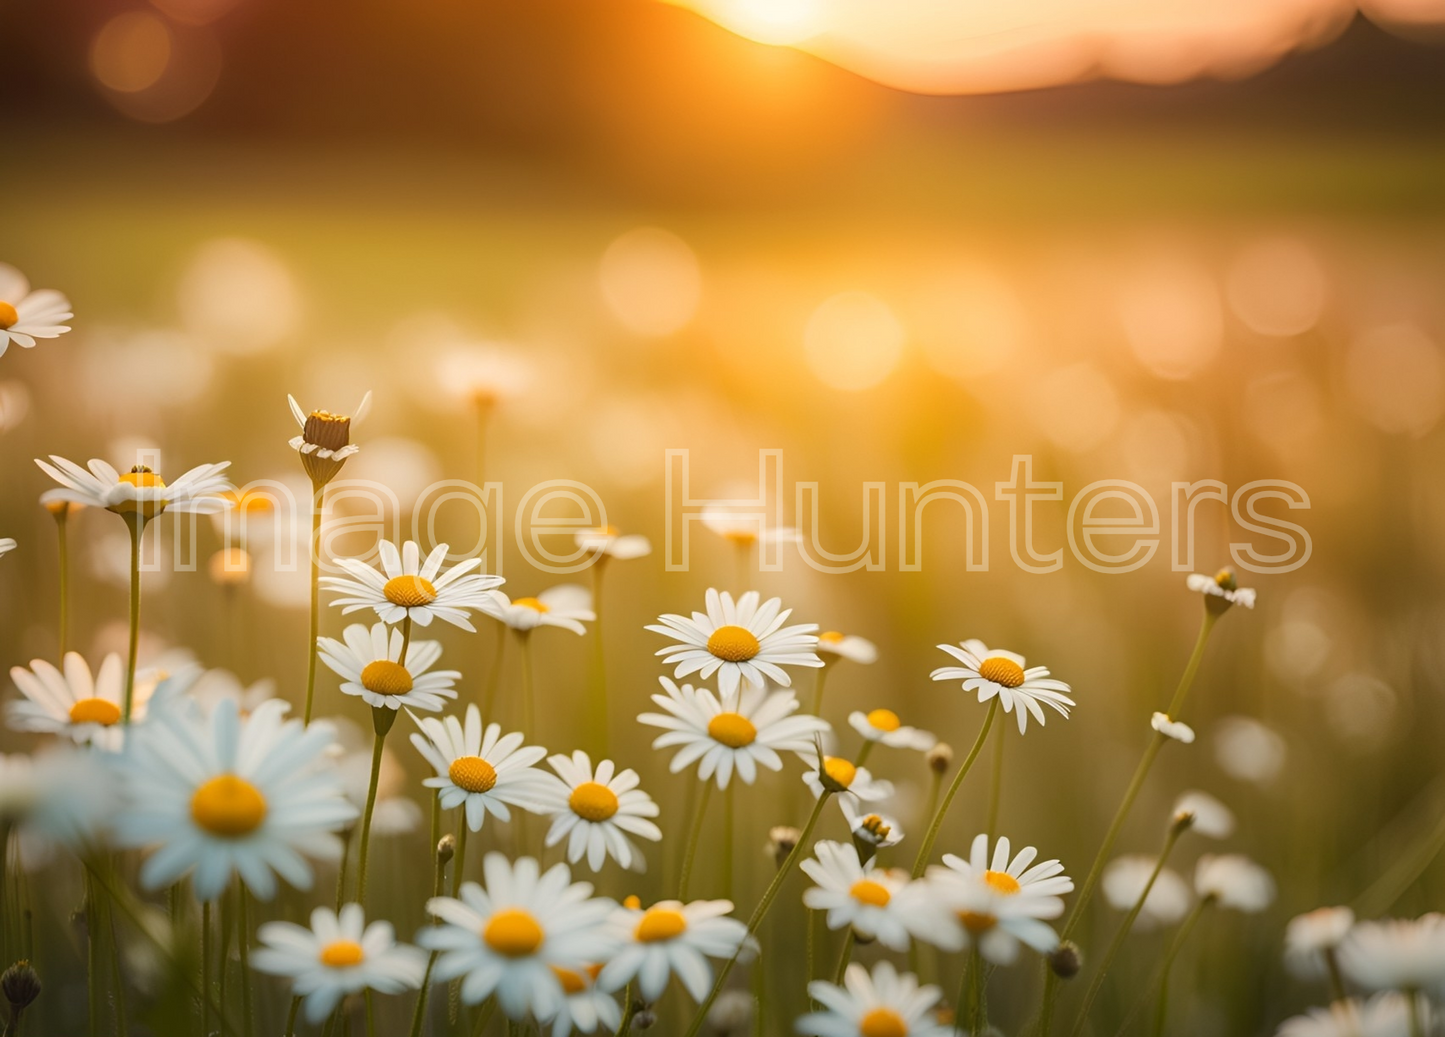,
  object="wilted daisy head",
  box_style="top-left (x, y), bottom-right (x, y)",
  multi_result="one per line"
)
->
top-left (647, 588), bottom-right (823, 696)
top-left (0, 263), bottom-right (72, 357)
top-left (36, 456), bottom-right (234, 522)
top-left (930, 639), bottom-right (1074, 734)
top-left (288, 390), bottom-right (371, 486)
top-left (322, 540), bottom-right (503, 631)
